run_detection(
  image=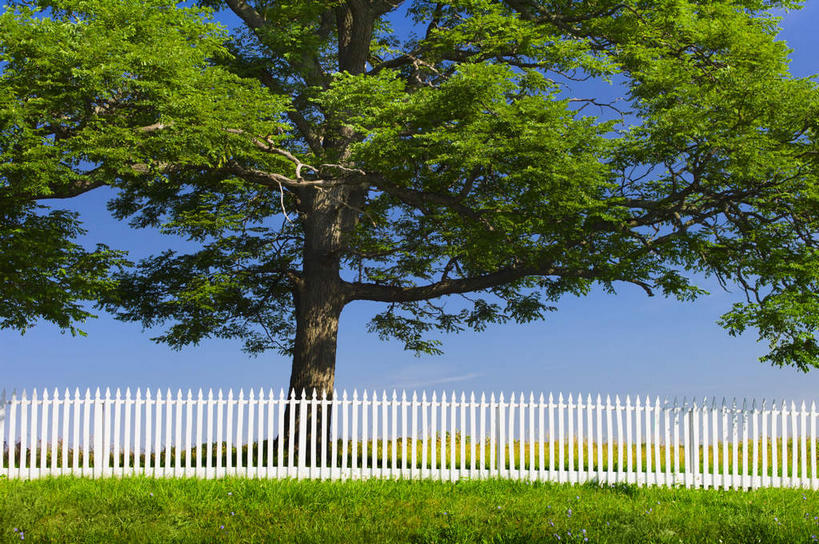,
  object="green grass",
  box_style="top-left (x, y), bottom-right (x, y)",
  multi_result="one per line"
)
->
top-left (1, 476), bottom-right (819, 543)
